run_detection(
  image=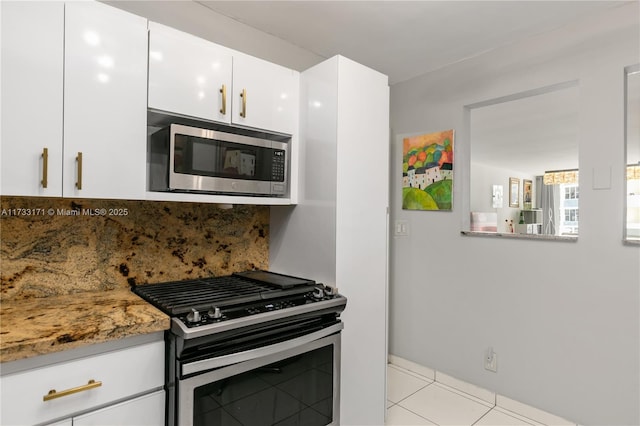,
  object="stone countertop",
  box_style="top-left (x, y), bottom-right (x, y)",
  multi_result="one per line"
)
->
top-left (0, 288), bottom-right (170, 363)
